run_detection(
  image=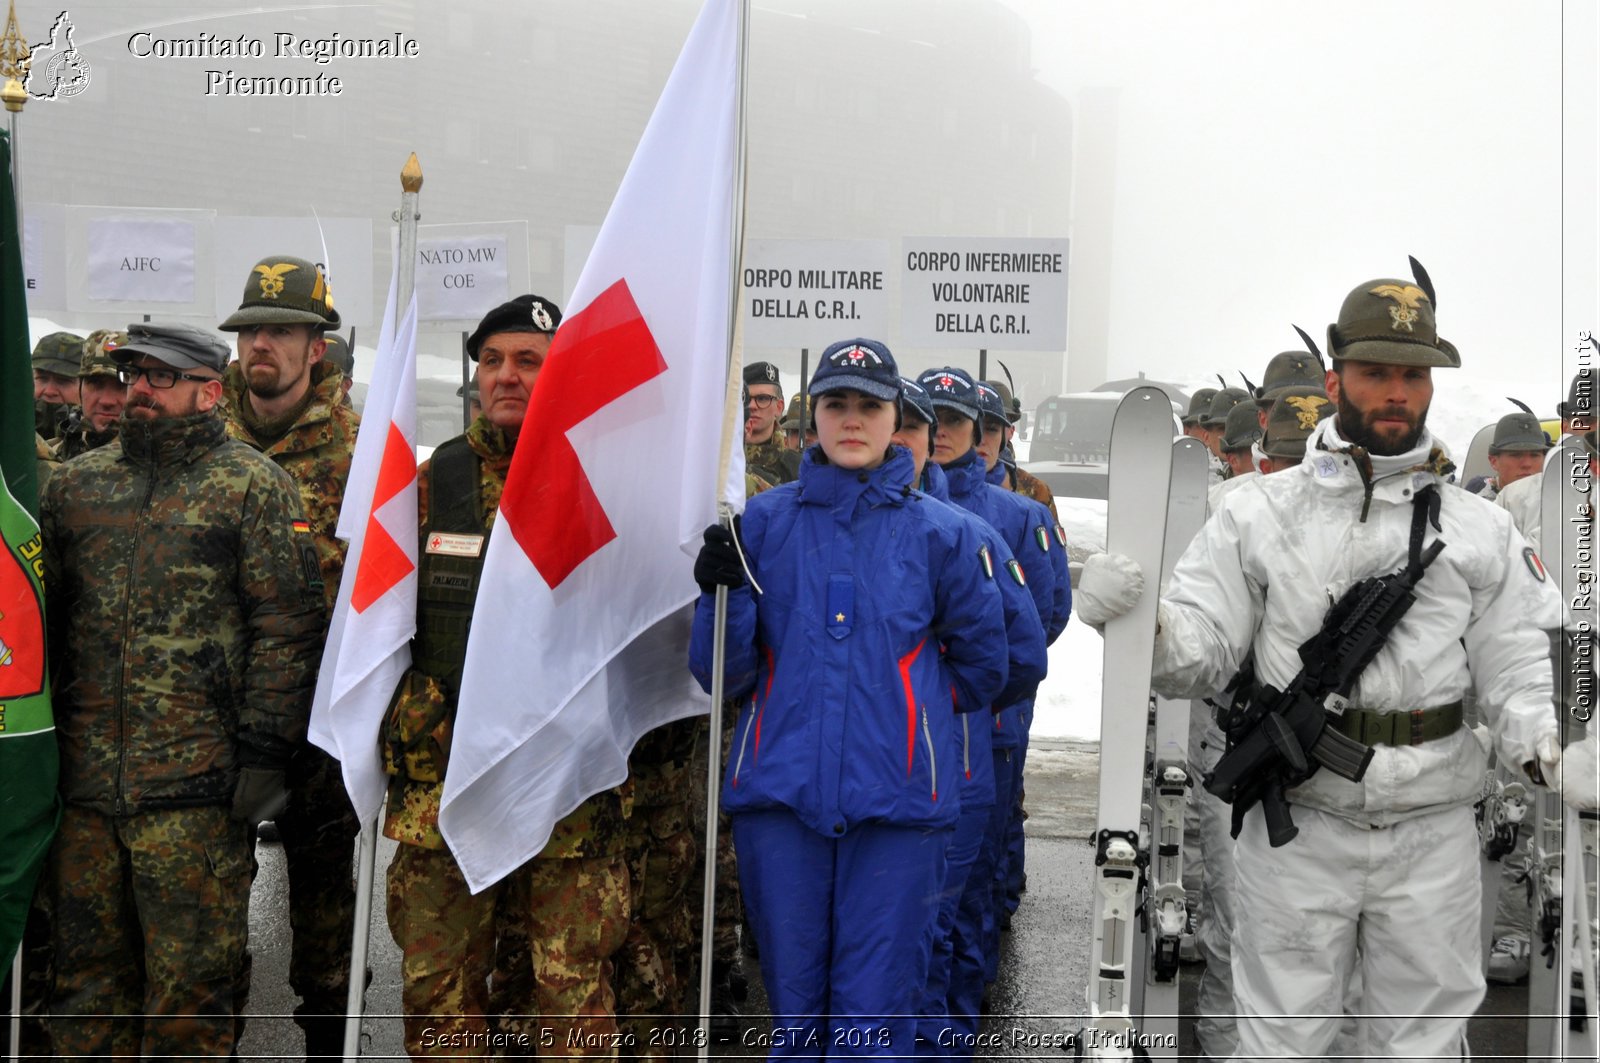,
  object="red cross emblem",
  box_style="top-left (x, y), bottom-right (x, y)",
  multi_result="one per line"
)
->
top-left (501, 279), bottom-right (666, 588)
